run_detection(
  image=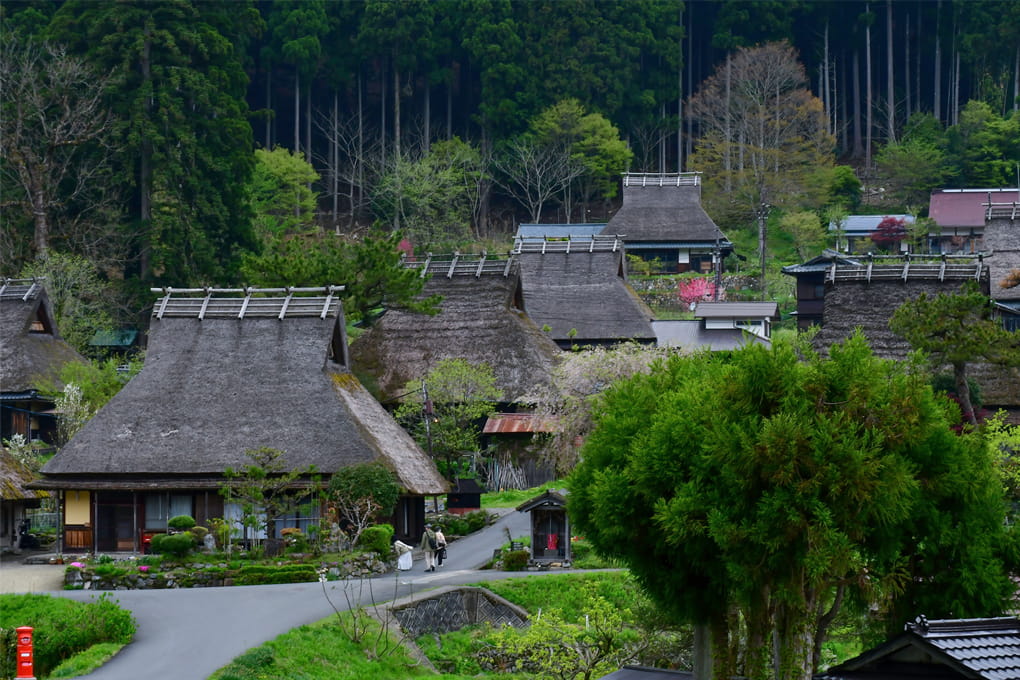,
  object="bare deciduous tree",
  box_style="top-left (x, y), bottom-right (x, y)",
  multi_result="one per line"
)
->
top-left (687, 41), bottom-right (834, 217)
top-left (490, 136), bottom-right (585, 223)
top-left (0, 37), bottom-right (120, 264)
